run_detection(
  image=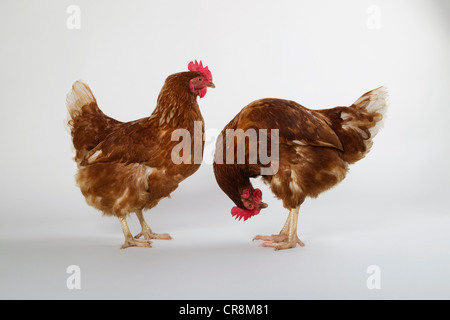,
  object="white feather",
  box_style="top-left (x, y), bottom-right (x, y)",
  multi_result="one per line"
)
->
top-left (365, 86), bottom-right (389, 137)
top-left (66, 80), bottom-right (96, 119)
